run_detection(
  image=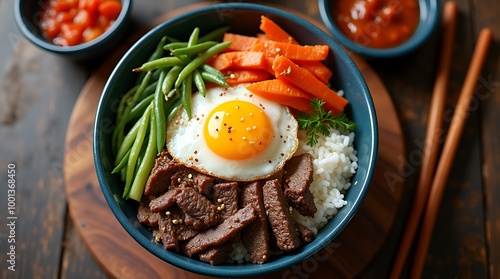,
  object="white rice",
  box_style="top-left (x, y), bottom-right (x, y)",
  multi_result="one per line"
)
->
top-left (227, 128), bottom-right (358, 262)
top-left (292, 128), bottom-right (358, 234)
